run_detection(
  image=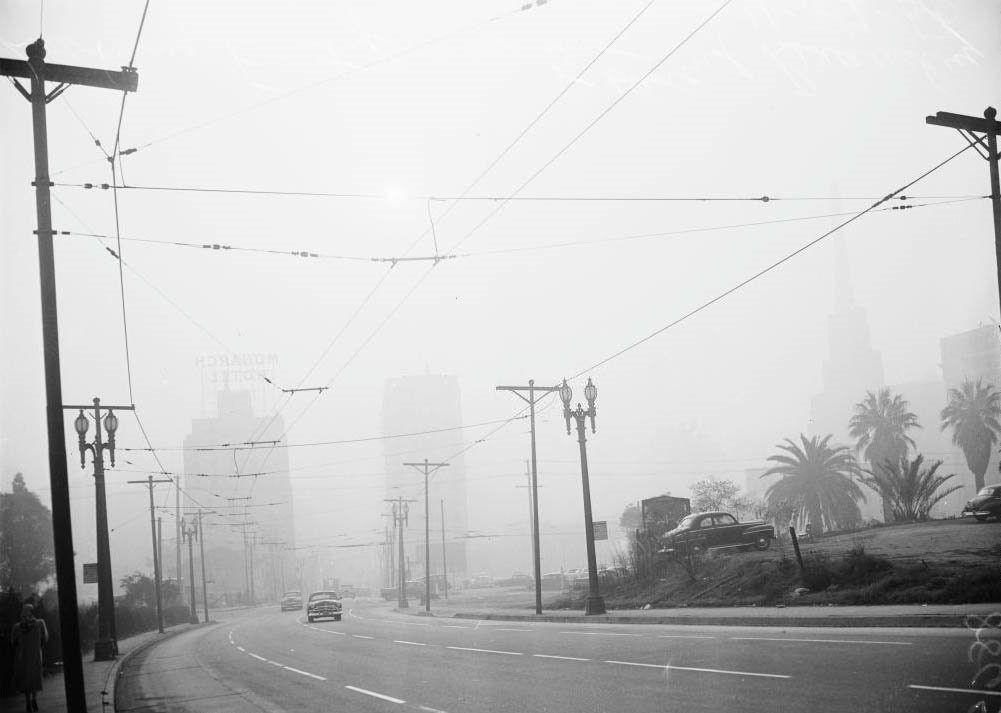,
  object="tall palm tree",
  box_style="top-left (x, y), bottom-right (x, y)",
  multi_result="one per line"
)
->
top-left (762, 434), bottom-right (865, 534)
top-left (849, 388), bottom-right (920, 519)
top-left (863, 454), bottom-right (962, 521)
top-left (940, 378), bottom-right (1001, 492)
